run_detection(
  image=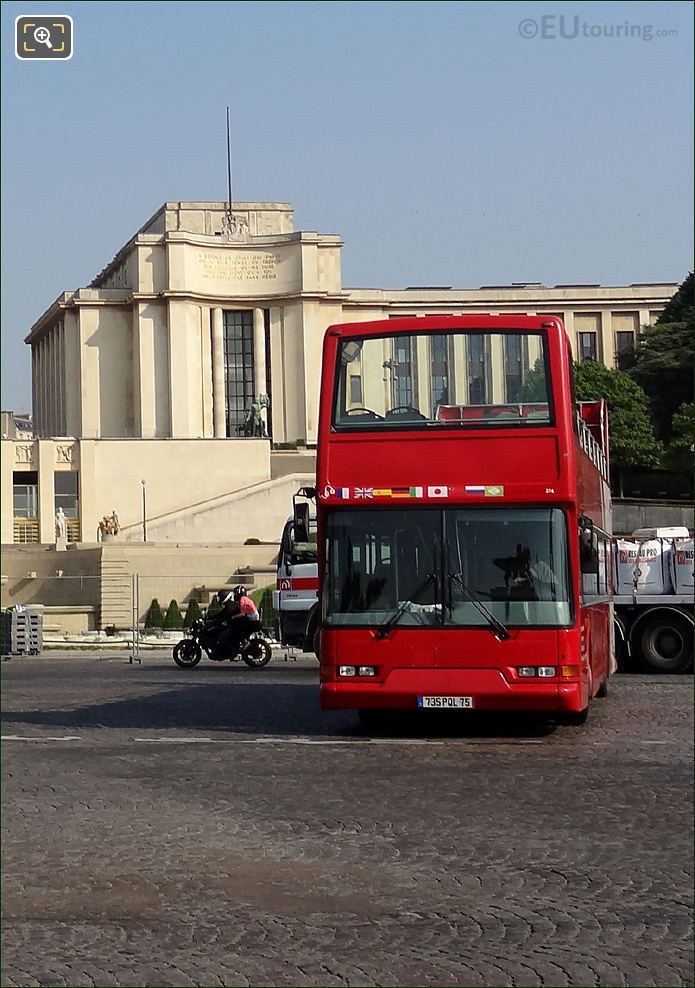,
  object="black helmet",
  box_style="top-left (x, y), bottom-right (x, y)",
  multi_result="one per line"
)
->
top-left (233, 585), bottom-right (248, 598)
